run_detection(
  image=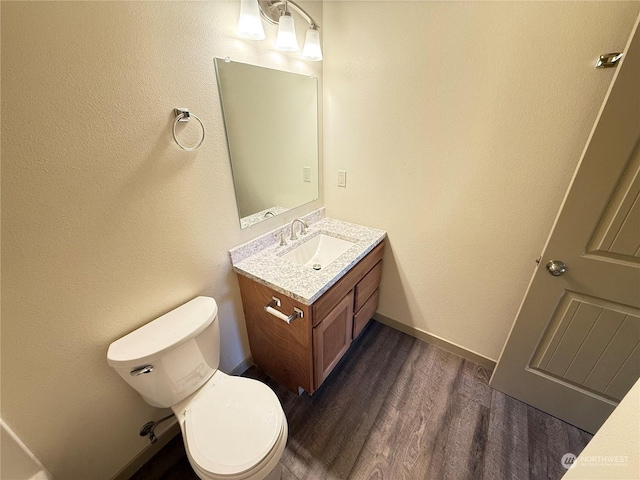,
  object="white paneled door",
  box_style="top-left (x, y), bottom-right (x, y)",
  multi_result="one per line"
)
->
top-left (490, 17), bottom-right (640, 434)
